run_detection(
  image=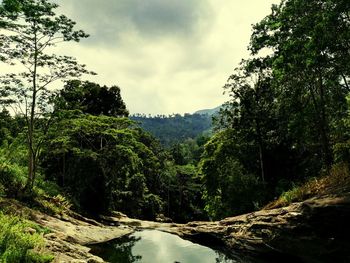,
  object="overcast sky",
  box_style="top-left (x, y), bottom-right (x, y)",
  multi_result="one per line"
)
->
top-left (54, 1), bottom-right (280, 114)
